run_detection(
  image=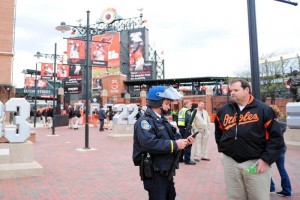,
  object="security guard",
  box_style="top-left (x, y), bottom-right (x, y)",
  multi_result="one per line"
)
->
top-left (177, 100), bottom-right (196, 165)
top-left (133, 85), bottom-right (195, 200)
